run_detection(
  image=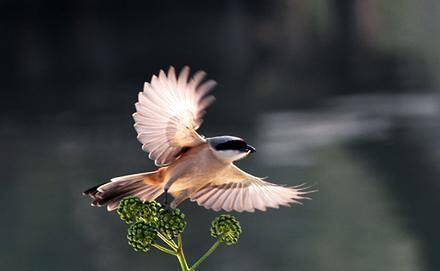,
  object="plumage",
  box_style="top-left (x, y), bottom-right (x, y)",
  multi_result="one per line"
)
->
top-left (84, 171), bottom-right (165, 211)
top-left (188, 165), bottom-right (310, 212)
top-left (84, 66), bottom-right (313, 212)
top-left (133, 66), bottom-right (216, 166)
